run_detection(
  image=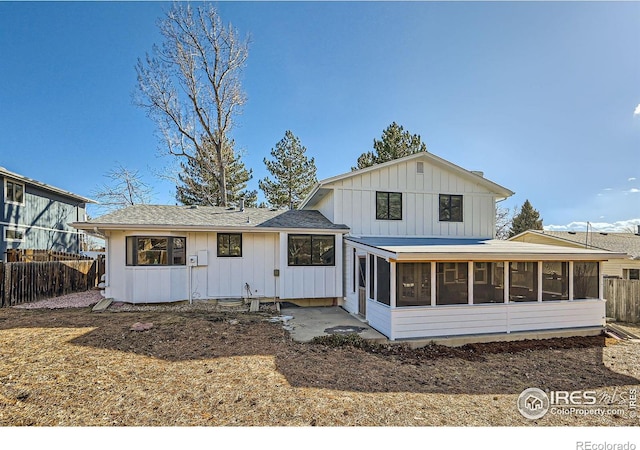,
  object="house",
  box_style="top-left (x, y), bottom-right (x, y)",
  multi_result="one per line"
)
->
top-left (73, 206), bottom-right (348, 304)
top-left (1, 166), bottom-right (94, 261)
top-left (72, 151), bottom-right (626, 341)
top-left (509, 229), bottom-right (640, 280)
